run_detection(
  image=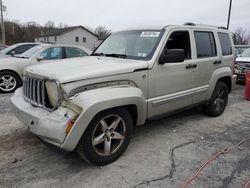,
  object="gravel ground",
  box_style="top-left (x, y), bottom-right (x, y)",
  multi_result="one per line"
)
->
top-left (0, 85), bottom-right (249, 188)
